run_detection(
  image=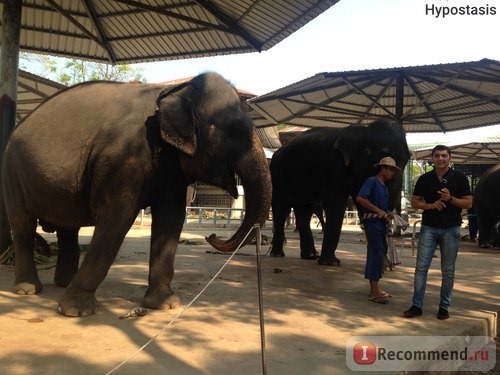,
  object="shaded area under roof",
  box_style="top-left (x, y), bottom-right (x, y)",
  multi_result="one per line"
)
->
top-left (16, 69), bottom-right (66, 122)
top-left (1, 0), bottom-right (340, 64)
top-left (249, 59), bottom-right (500, 133)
